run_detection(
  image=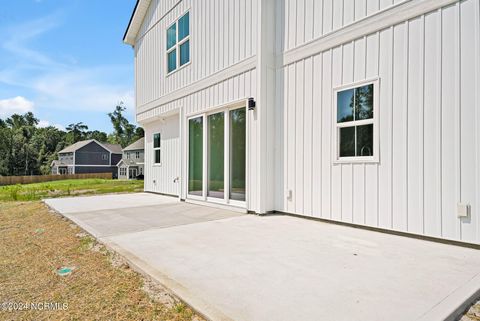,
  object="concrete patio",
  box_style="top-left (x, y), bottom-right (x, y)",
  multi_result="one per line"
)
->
top-left (45, 193), bottom-right (480, 321)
